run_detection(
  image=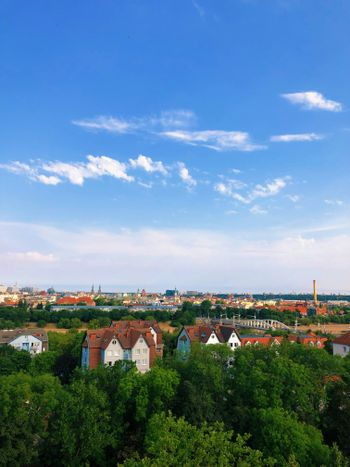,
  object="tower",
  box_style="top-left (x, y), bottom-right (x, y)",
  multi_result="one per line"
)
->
top-left (91, 284), bottom-right (95, 294)
top-left (98, 284), bottom-right (101, 294)
top-left (313, 279), bottom-right (317, 305)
